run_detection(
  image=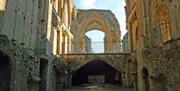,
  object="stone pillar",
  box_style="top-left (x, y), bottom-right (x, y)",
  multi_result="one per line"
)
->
top-left (121, 72), bottom-right (127, 87)
top-left (68, 38), bottom-right (72, 53)
top-left (64, 35), bottom-right (68, 54)
top-left (112, 37), bottom-right (121, 53)
top-left (61, 31), bottom-right (66, 54)
top-left (63, 2), bottom-right (68, 26)
top-left (125, 65), bottom-right (130, 87)
top-left (53, 29), bottom-right (57, 55)
top-left (76, 35), bottom-right (86, 53)
top-left (64, 74), bottom-right (72, 88)
top-left (104, 34), bottom-right (112, 53)
top-left (54, 0), bottom-right (58, 12)
top-left (59, 30), bottom-right (63, 54)
top-left (66, 35), bottom-right (71, 54)
top-left (56, 73), bottom-right (63, 91)
top-left (104, 35), bottom-right (107, 53)
top-left (170, 0), bottom-right (180, 39)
